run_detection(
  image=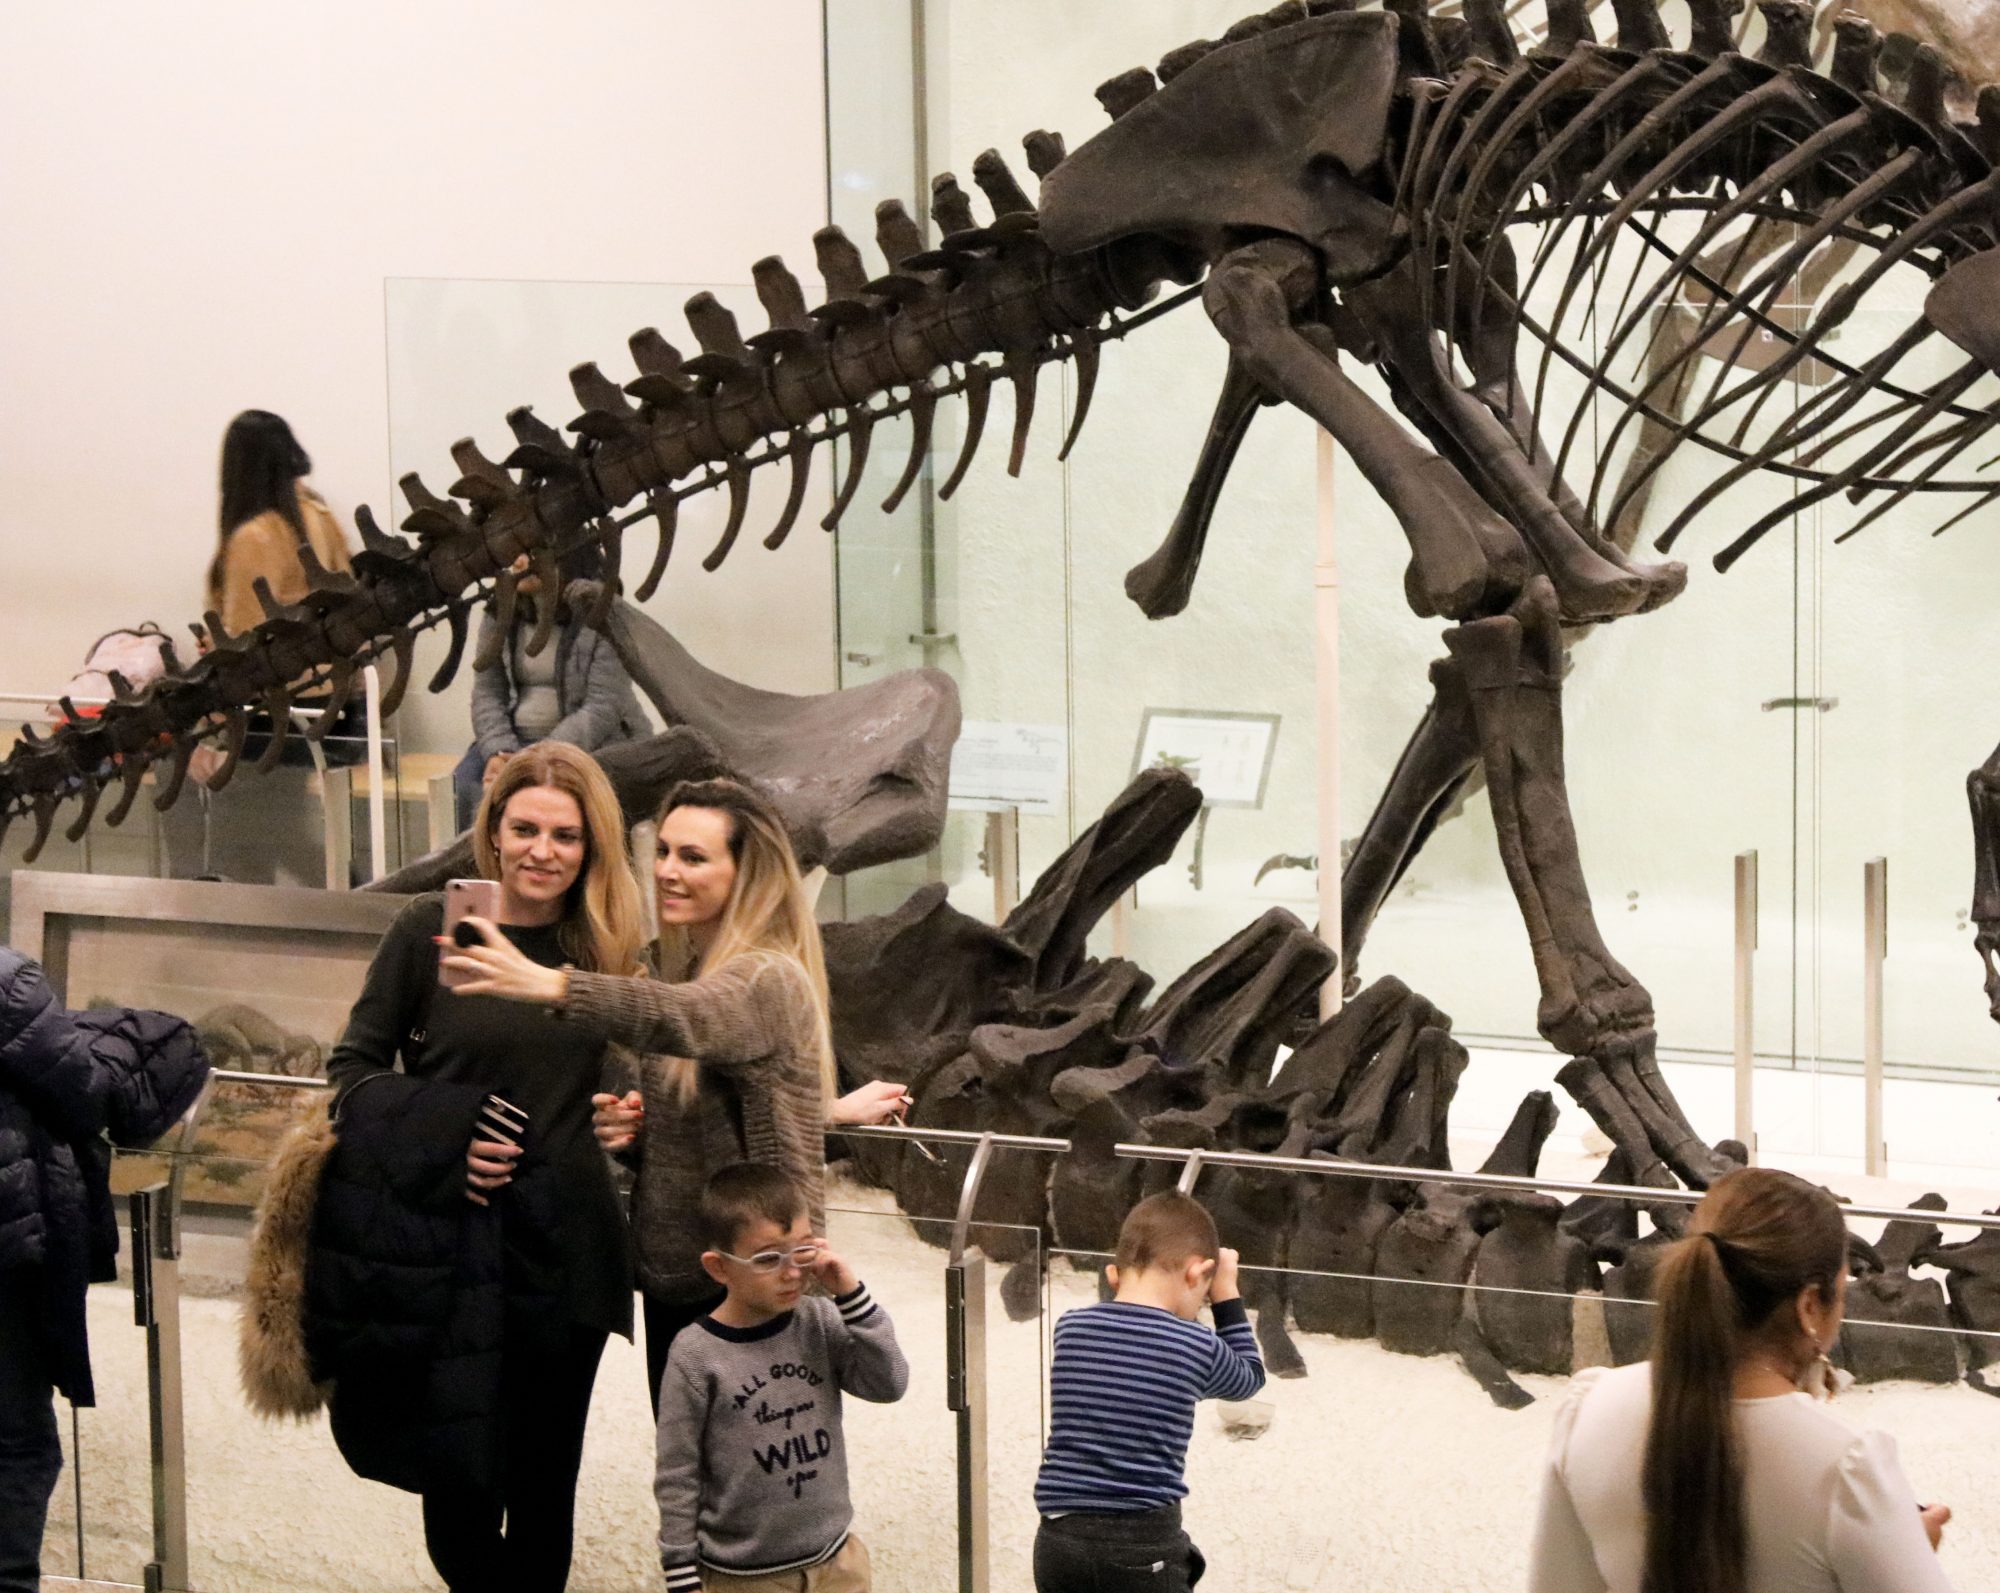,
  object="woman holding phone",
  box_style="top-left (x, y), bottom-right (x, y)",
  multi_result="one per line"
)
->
top-left (443, 776), bottom-right (889, 1406)
top-left (325, 741), bottom-right (645, 1591)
